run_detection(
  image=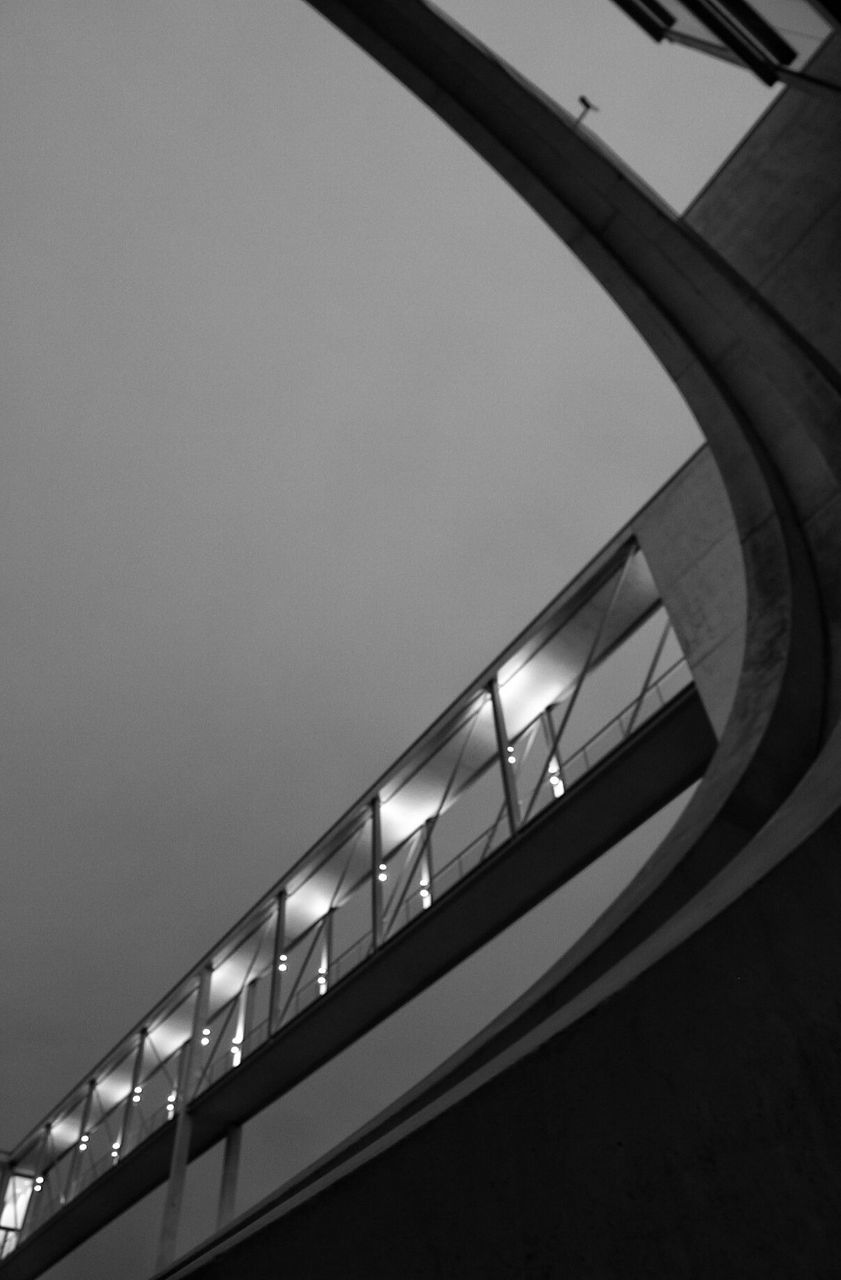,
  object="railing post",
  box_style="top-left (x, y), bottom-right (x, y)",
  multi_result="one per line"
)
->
top-left (267, 890), bottom-right (286, 1037)
top-left (231, 979), bottom-right (257, 1067)
top-left (61, 1082), bottom-right (95, 1205)
top-left (371, 796), bottom-right (384, 951)
top-left (0, 1162), bottom-right (13, 1255)
top-left (117, 1030), bottom-right (147, 1159)
top-left (419, 819), bottom-right (434, 910)
top-left (19, 1128), bottom-right (50, 1241)
top-left (489, 677), bottom-right (520, 837)
top-left (318, 910), bottom-right (334, 996)
top-left (156, 965), bottom-right (212, 1272)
